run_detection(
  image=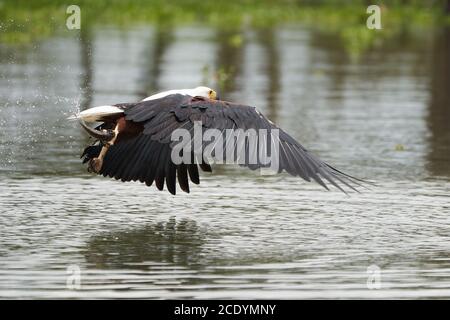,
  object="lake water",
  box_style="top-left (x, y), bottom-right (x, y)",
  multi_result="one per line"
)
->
top-left (0, 25), bottom-right (449, 299)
